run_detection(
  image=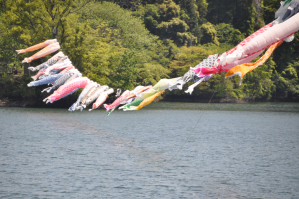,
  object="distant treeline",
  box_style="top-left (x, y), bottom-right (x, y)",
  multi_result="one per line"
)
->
top-left (0, 0), bottom-right (298, 102)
